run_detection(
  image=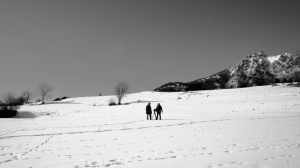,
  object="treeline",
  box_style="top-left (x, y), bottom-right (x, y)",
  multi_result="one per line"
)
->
top-left (0, 82), bottom-right (54, 118)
